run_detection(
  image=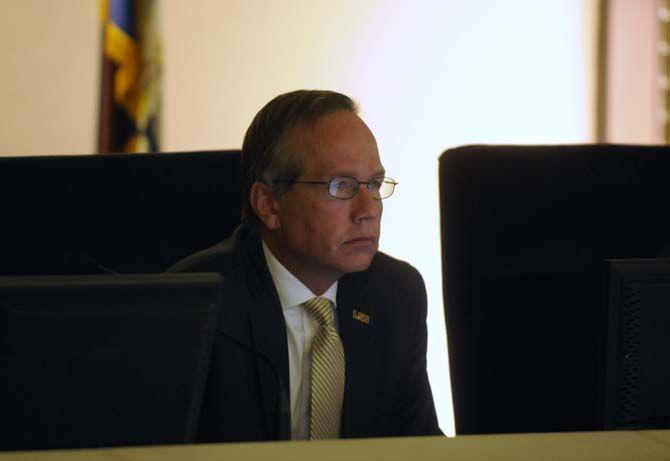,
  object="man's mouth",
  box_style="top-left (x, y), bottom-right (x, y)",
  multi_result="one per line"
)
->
top-left (344, 236), bottom-right (377, 245)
